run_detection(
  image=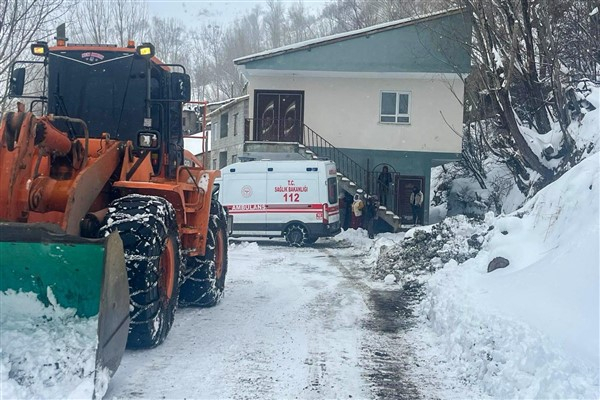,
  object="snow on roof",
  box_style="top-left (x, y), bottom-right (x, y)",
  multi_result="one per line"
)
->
top-left (183, 96), bottom-right (248, 113)
top-left (207, 94), bottom-right (249, 117)
top-left (234, 8), bottom-right (465, 65)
